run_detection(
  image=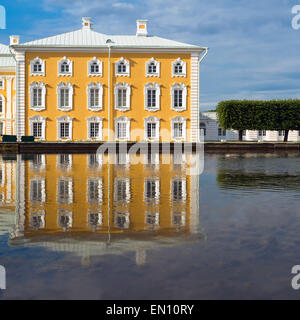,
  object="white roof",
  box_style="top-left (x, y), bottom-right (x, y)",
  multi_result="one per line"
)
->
top-left (18, 27), bottom-right (204, 50)
top-left (0, 43), bottom-right (11, 54)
